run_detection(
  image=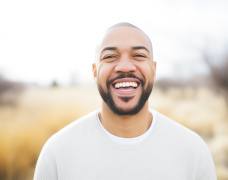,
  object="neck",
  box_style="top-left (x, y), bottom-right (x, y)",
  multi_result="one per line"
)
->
top-left (99, 102), bottom-right (152, 138)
